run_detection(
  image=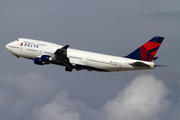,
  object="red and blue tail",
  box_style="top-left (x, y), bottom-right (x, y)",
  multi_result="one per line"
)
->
top-left (126, 36), bottom-right (164, 62)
